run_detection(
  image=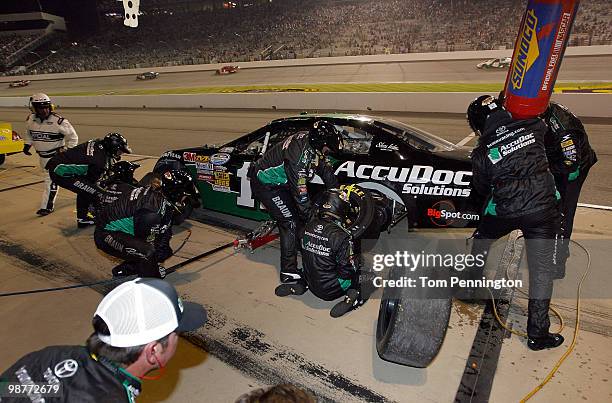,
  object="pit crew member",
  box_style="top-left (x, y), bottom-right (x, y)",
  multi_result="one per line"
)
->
top-left (94, 169), bottom-right (199, 279)
top-left (468, 95), bottom-right (564, 351)
top-left (542, 101), bottom-right (597, 277)
top-left (46, 133), bottom-right (131, 228)
top-left (248, 121), bottom-right (341, 293)
top-left (0, 278), bottom-right (207, 403)
top-left (22, 93), bottom-right (78, 216)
